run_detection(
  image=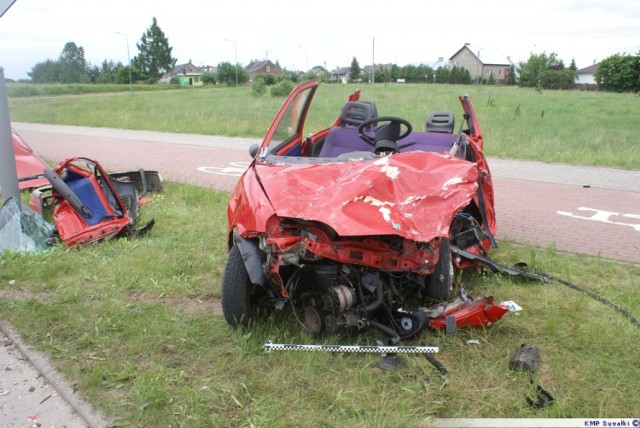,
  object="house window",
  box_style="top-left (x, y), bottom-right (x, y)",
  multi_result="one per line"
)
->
top-left (266, 66), bottom-right (271, 72)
